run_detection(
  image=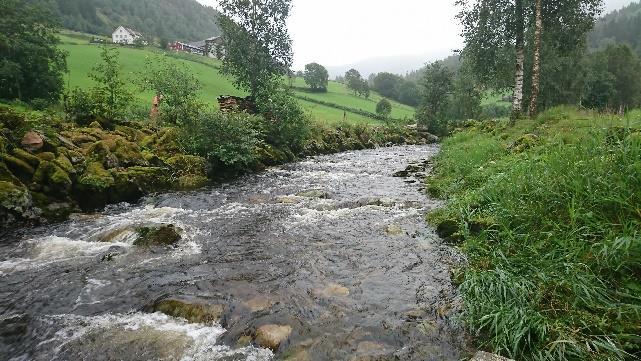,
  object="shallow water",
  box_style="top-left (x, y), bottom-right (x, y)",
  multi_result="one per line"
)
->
top-left (0, 145), bottom-right (467, 361)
